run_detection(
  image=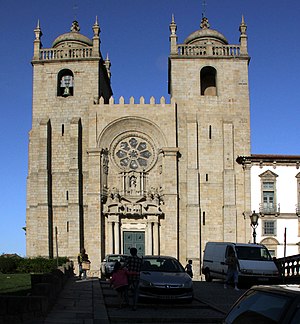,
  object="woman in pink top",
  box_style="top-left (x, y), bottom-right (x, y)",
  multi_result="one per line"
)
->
top-left (110, 261), bottom-right (129, 308)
